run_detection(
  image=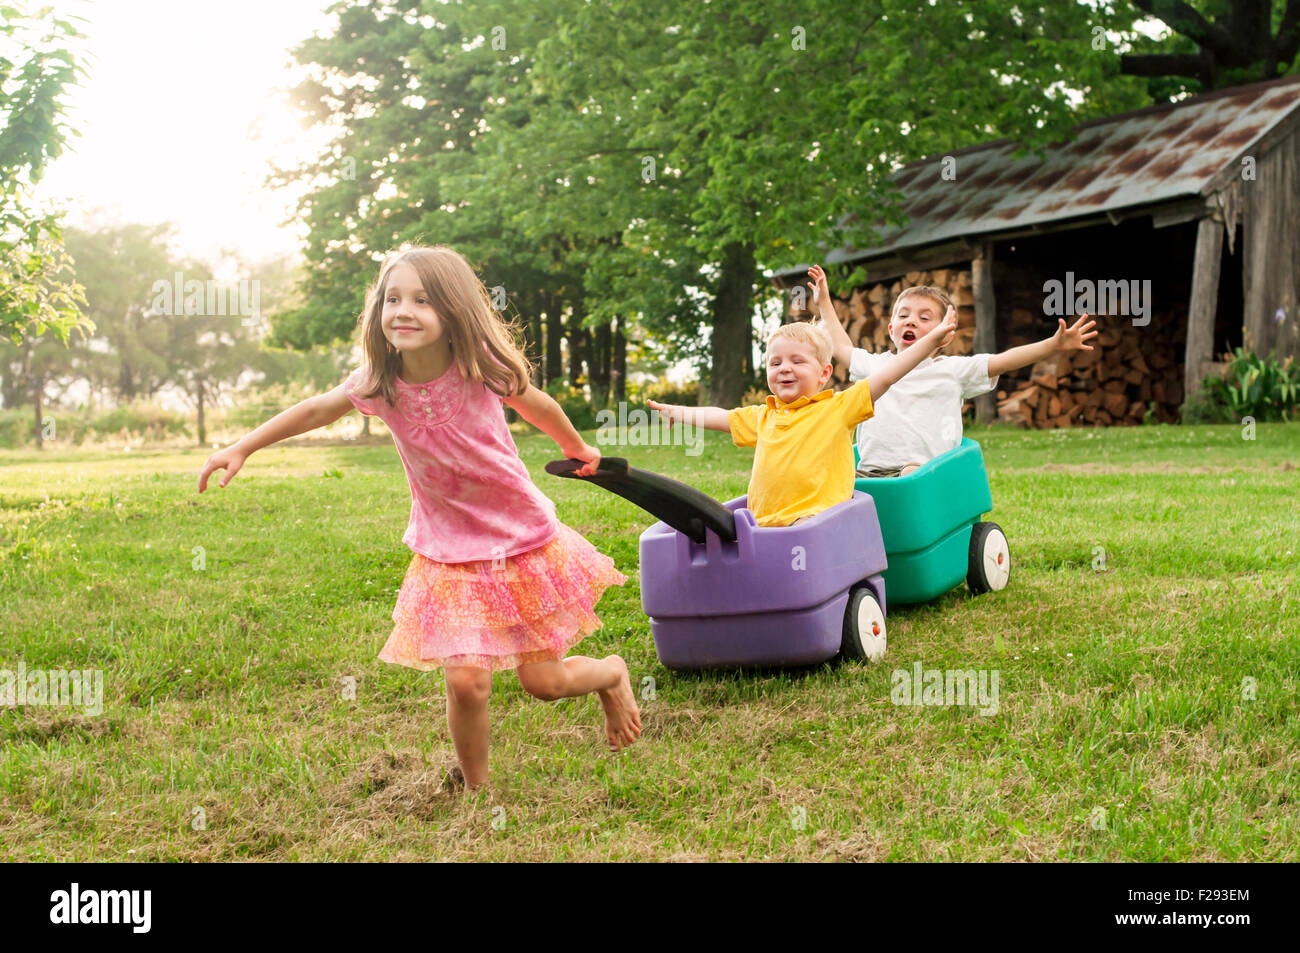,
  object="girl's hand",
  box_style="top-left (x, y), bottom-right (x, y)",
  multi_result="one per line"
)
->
top-left (560, 440), bottom-right (602, 477)
top-left (1053, 314), bottom-right (1097, 352)
top-left (647, 399), bottom-right (686, 424)
top-left (806, 264), bottom-right (830, 306)
top-left (198, 446), bottom-right (247, 492)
